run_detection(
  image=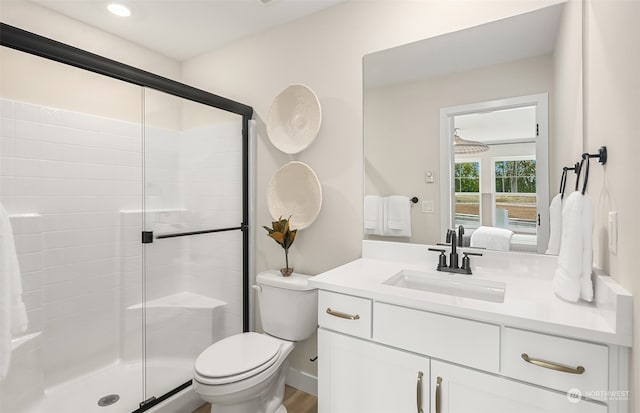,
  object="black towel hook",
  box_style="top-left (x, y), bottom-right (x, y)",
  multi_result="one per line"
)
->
top-left (576, 146), bottom-right (607, 195)
top-left (574, 146), bottom-right (607, 195)
top-left (582, 146), bottom-right (608, 165)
